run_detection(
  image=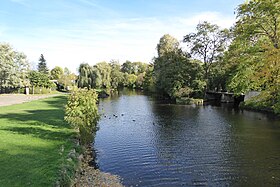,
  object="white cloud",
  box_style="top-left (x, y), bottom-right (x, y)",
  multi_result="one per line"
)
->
top-left (177, 12), bottom-right (235, 29)
top-left (3, 11), bottom-right (236, 73)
